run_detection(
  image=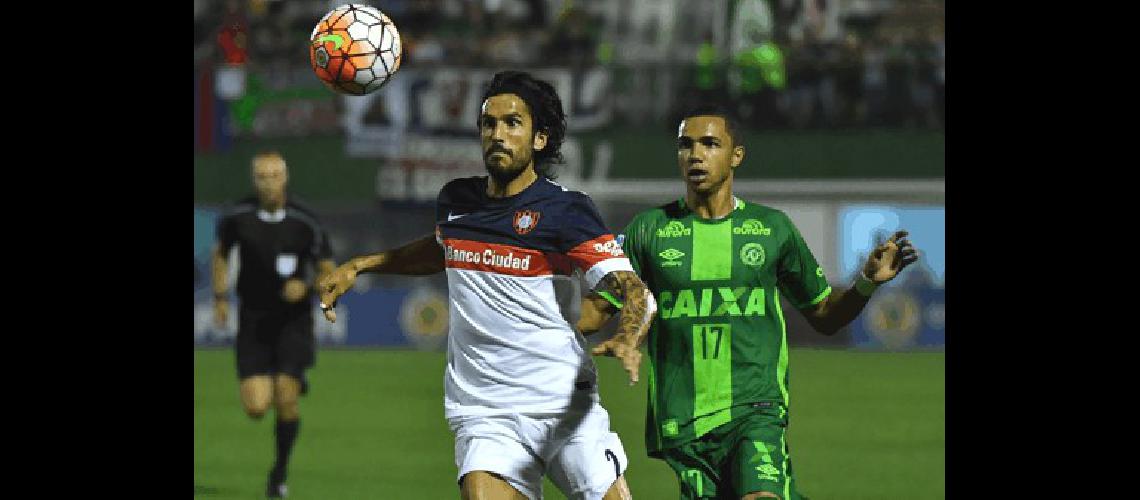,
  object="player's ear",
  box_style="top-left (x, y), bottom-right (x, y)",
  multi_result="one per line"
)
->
top-left (731, 145), bottom-right (745, 169)
top-left (533, 130), bottom-right (548, 152)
